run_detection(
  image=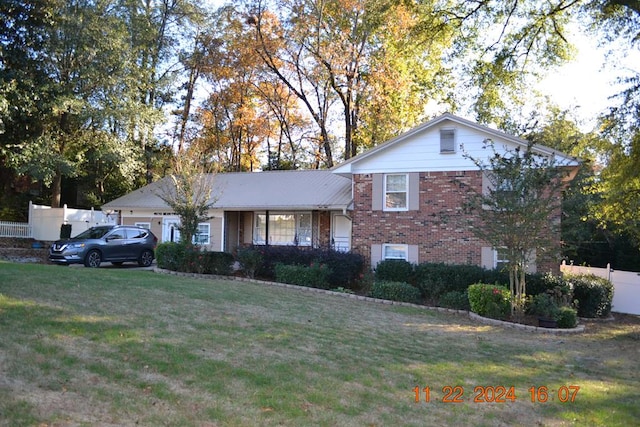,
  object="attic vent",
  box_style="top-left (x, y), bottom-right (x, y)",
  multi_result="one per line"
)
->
top-left (440, 129), bottom-right (456, 153)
